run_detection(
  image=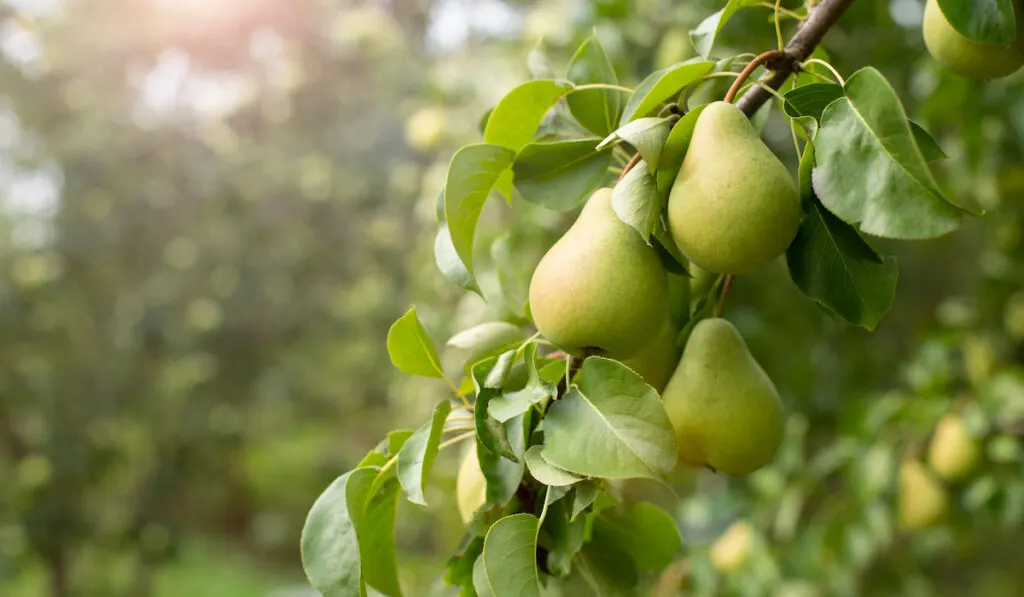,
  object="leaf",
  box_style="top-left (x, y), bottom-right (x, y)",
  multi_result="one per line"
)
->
top-left (539, 500), bottom-right (587, 577)
top-left (651, 231), bottom-right (690, 276)
top-left (352, 477), bottom-right (403, 596)
top-left (358, 450), bottom-right (389, 468)
top-left (571, 481), bottom-right (601, 521)
top-left (909, 121), bottom-right (948, 161)
top-left (787, 146), bottom-right (899, 331)
top-left (473, 353), bottom-right (519, 462)
top-left (387, 307), bottom-right (444, 378)
top-left (566, 37), bottom-right (624, 137)
top-left (591, 503), bottom-right (682, 573)
top-left (689, 1), bottom-right (761, 58)
top-left (478, 413), bottom-right (530, 509)
top-left (512, 139), bottom-right (612, 211)
top-left (476, 514), bottom-right (542, 597)
top-left (576, 541), bottom-right (638, 594)
top-left (783, 83), bottom-right (844, 120)
top-left (542, 357), bottom-right (677, 479)
top-left (655, 104), bottom-right (706, 194)
top-left (445, 536), bottom-right (484, 591)
top-left (484, 80), bottom-right (574, 153)
top-left (445, 144), bottom-right (517, 281)
top-left (448, 322), bottom-right (525, 364)
top-left (397, 400), bottom-right (452, 505)
top-left (597, 117), bottom-right (673, 172)
top-left (488, 345), bottom-right (556, 423)
top-left (936, 0), bottom-right (1017, 45)
top-left (619, 61), bottom-right (715, 125)
top-left (812, 68), bottom-right (963, 239)
top-left (525, 445), bottom-right (583, 486)
top-left (610, 161), bottom-right (661, 242)
top-left (436, 225), bottom-right (481, 295)
top-left (386, 430), bottom-right (415, 456)
top-left (473, 557), bottom-right (494, 597)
